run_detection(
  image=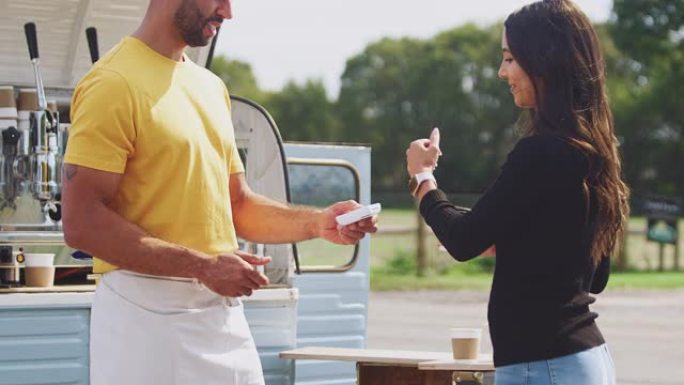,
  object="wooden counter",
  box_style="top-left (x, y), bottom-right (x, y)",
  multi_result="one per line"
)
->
top-left (281, 346), bottom-right (454, 365)
top-left (419, 357), bottom-right (494, 372)
top-left (0, 285), bottom-right (96, 294)
top-left (0, 285), bottom-right (295, 307)
top-left (280, 347), bottom-right (494, 385)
